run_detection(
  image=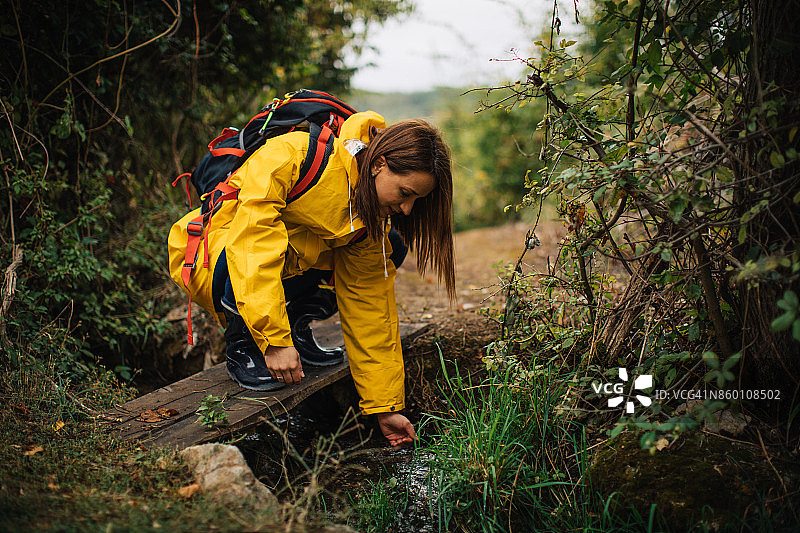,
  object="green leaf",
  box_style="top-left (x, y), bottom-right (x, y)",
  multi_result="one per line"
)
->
top-left (770, 151), bottom-right (786, 169)
top-left (593, 186), bottom-right (608, 203)
top-left (715, 166), bottom-right (733, 182)
top-left (664, 367), bottom-right (677, 387)
top-left (722, 352), bottom-right (742, 371)
top-left (782, 290), bottom-right (799, 309)
top-left (737, 224), bottom-right (747, 244)
top-left (771, 311), bottom-right (796, 332)
top-left (608, 424), bottom-right (625, 438)
top-left (639, 431), bottom-right (656, 449)
top-left (668, 195), bottom-right (688, 222)
top-left (688, 322), bottom-right (700, 341)
top-left (703, 351), bottom-right (719, 369)
top-left (793, 318), bottom-right (800, 341)
top-left (660, 248), bottom-right (673, 262)
top-left (645, 42), bottom-right (662, 68)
